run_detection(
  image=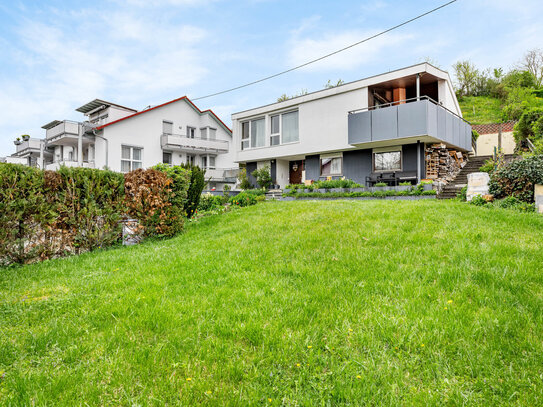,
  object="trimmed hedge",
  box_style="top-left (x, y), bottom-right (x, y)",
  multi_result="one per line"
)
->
top-left (489, 155), bottom-right (543, 202)
top-left (0, 163), bottom-right (192, 265)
